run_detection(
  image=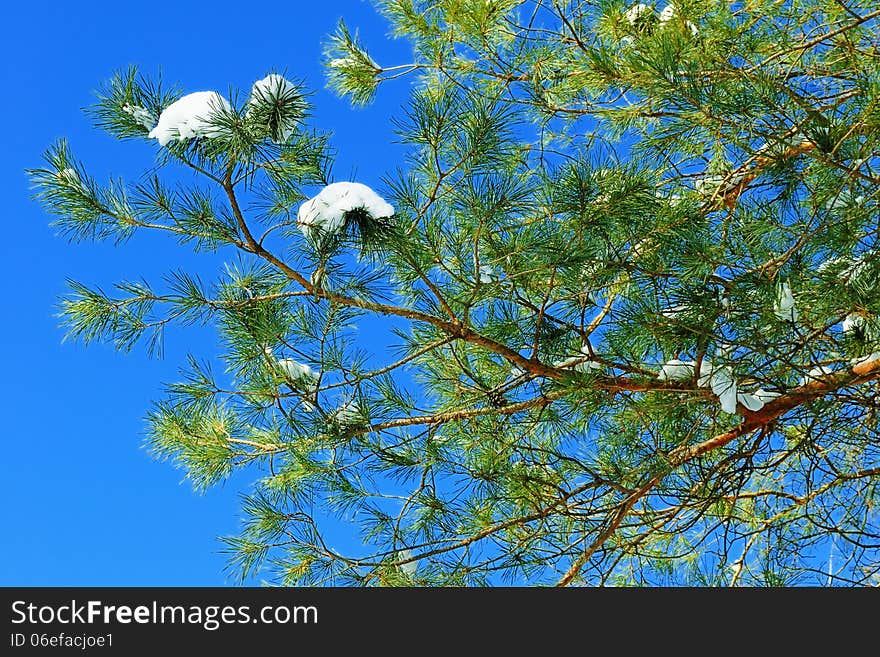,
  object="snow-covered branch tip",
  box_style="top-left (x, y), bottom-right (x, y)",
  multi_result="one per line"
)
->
top-left (148, 91), bottom-right (233, 146)
top-left (298, 181), bottom-right (395, 245)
